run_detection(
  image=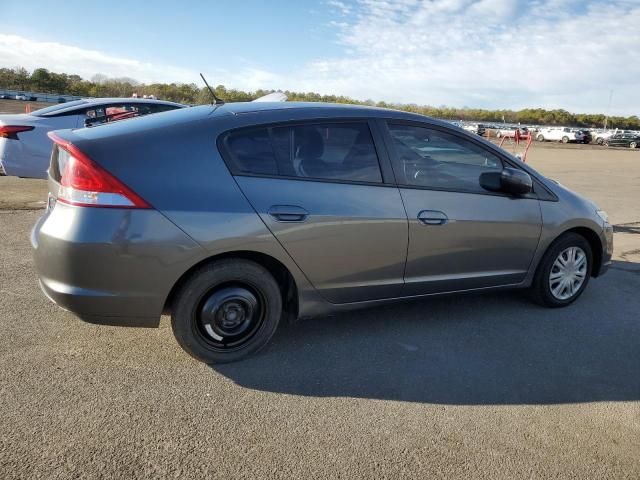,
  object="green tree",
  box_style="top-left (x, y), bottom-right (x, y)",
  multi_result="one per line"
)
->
top-left (1, 66), bottom-right (639, 129)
